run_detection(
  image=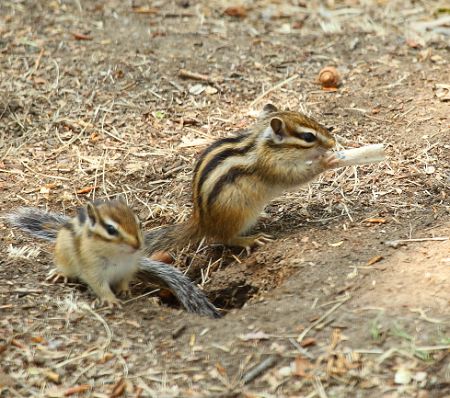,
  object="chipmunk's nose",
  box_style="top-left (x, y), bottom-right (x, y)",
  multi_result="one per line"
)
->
top-left (326, 138), bottom-right (336, 148)
top-left (320, 137), bottom-right (335, 149)
top-left (130, 236), bottom-right (142, 251)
